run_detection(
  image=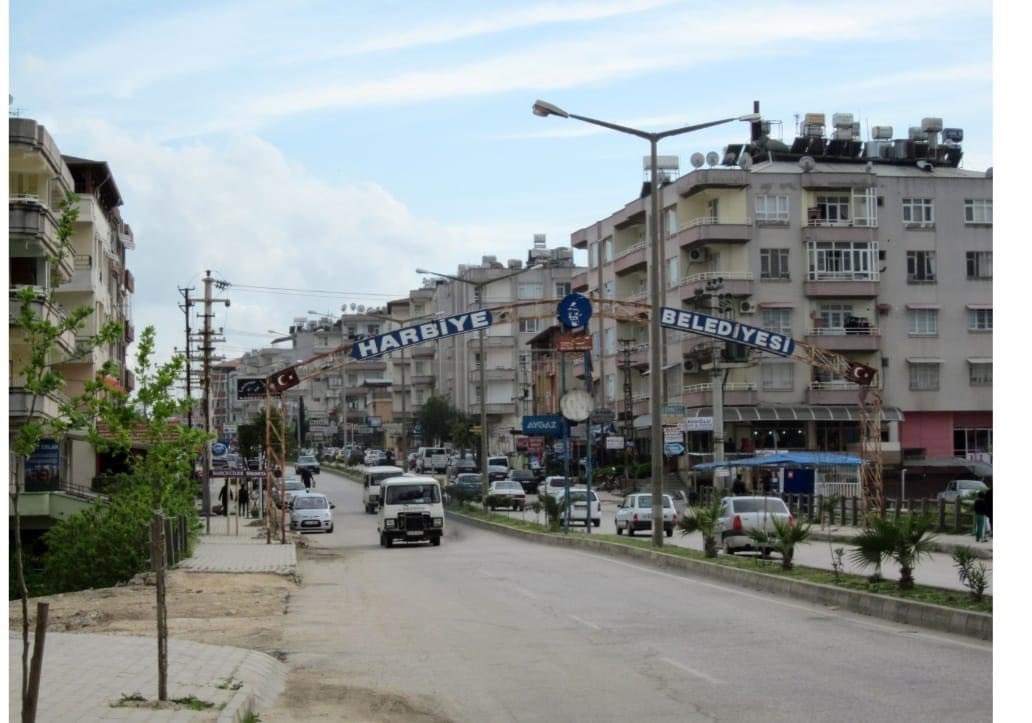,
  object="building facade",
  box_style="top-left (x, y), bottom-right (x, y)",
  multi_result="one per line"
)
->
top-left (569, 112), bottom-right (991, 466)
